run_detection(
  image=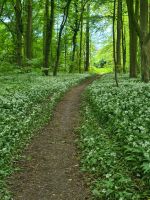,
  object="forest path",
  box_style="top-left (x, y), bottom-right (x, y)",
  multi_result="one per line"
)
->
top-left (8, 76), bottom-right (97, 200)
